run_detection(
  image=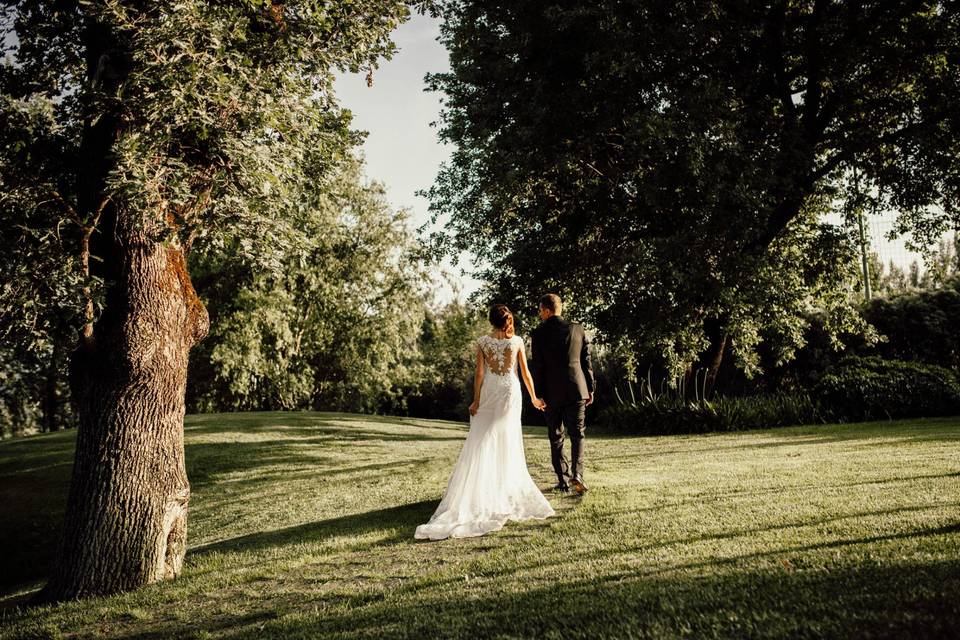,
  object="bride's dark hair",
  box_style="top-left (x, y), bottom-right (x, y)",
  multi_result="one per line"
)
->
top-left (488, 304), bottom-right (515, 338)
